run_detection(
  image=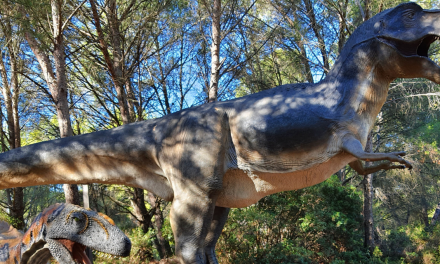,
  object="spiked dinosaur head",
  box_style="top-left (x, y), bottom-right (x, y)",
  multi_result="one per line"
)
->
top-left (339, 2), bottom-right (440, 83)
top-left (0, 203), bottom-right (131, 264)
